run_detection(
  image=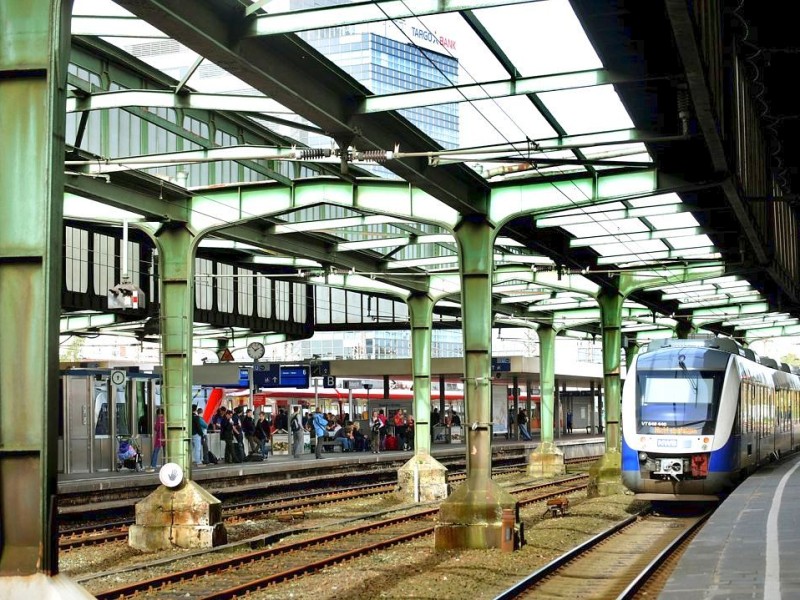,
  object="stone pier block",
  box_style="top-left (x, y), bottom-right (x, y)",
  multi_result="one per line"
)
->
top-left (396, 453), bottom-right (449, 502)
top-left (527, 441), bottom-right (565, 478)
top-left (128, 480), bottom-right (227, 551)
top-left (587, 450), bottom-right (625, 497)
top-left (434, 479), bottom-right (523, 550)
